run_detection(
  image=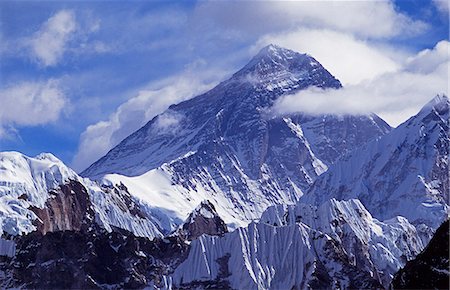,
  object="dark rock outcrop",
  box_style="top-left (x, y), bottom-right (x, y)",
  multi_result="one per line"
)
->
top-left (178, 200), bottom-right (228, 240)
top-left (0, 180), bottom-right (189, 289)
top-left (3, 227), bottom-right (189, 289)
top-left (391, 219), bottom-right (449, 289)
top-left (30, 180), bottom-right (94, 235)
